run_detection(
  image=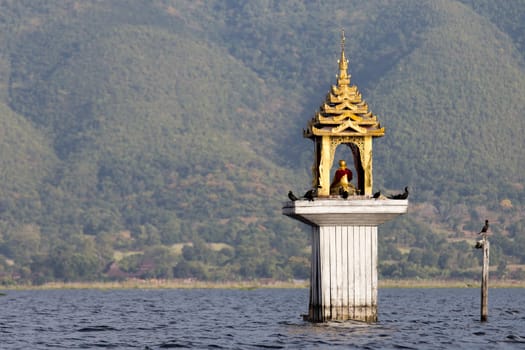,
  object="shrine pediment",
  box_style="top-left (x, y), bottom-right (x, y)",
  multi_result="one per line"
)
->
top-left (324, 100), bottom-right (368, 112)
top-left (317, 111), bottom-right (362, 123)
top-left (332, 119), bottom-right (366, 133)
top-left (308, 125), bottom-right (384, 136)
